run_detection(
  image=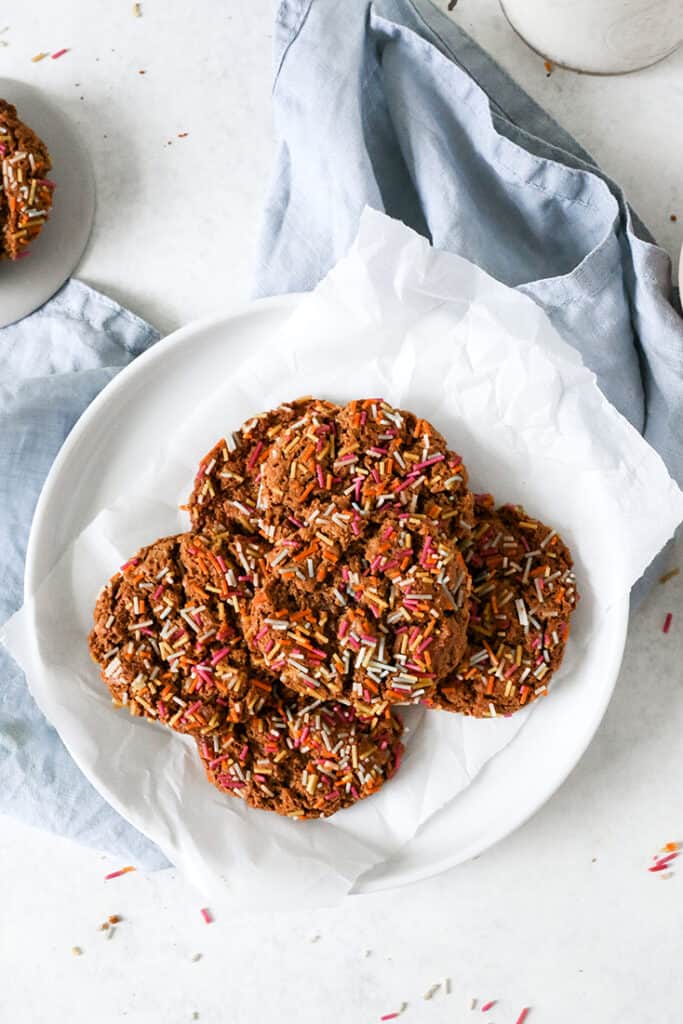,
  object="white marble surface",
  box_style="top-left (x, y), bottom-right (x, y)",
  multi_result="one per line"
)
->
top-left (1, 2), bottom-right (682, 1022)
